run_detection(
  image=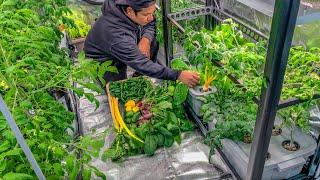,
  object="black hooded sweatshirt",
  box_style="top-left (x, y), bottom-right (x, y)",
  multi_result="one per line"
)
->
top-left (84, 0), bottom-right (181, 81)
